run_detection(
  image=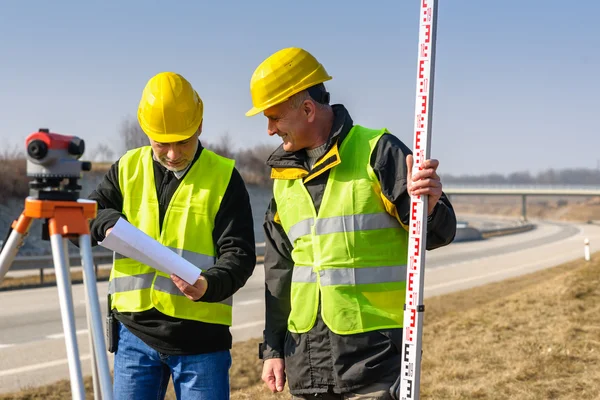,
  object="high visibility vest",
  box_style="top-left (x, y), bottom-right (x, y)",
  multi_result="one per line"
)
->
top-left (108, 146), bottom-right (235, 325)
top-left (273, 126), bottom-right (408, 335)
